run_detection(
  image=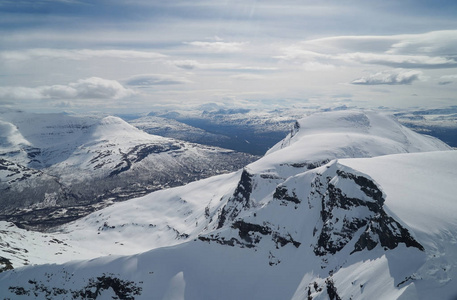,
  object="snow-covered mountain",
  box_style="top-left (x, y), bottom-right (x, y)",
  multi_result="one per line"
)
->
top-left (0, 110), bottom-right (258, 228)
top-left (128, 115), bottom-right (231, 146)
top-left (148, 107), bottom-right (302, 155)
top-left (137, 105), bottom-right (457, 155)
top-left (0, 110), bottom-right (455, 299)
top-left (394, 106), bottom-right (457, 148)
